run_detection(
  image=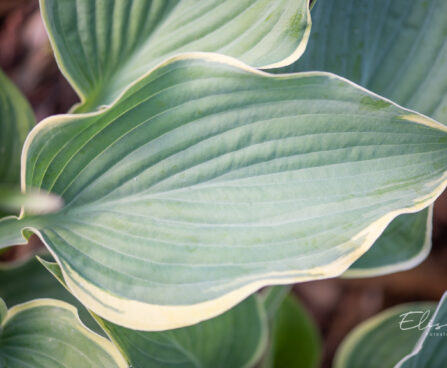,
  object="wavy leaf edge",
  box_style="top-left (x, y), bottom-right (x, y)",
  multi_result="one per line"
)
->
top-left (395, 291), bottom-right (447, 367)
top-left (0, 297), bottom-right (127, 367)
top-left (333, 301), bottom-right (437, 368)
top-left (343, 205), bottom-right (433, 278)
